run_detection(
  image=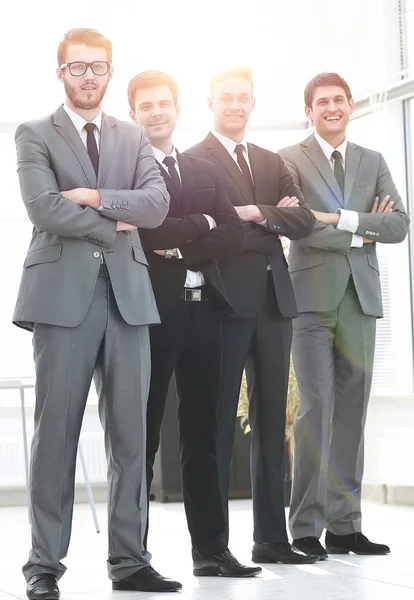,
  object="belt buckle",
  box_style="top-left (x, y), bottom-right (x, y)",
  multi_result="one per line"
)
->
top-left (184, 289), bottom-right (202, 301)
